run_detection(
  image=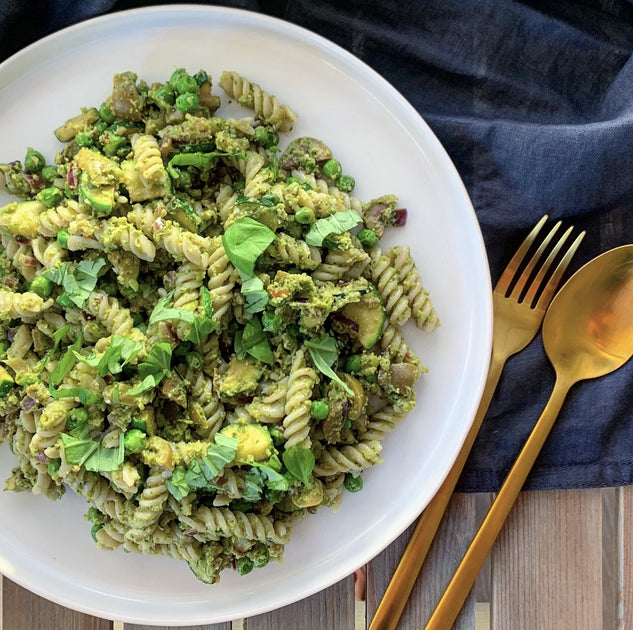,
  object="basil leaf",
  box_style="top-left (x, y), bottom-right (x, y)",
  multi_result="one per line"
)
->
top-left (127, 374), bottom-right (157, 397)
top-left (282, 445), bottom-right (315, 485)
top-left (50, 386), bottom-right (100, 405)
top-left (236, 317), bottom-right (274, 364)
top-left (45, 259), bottom-right (106, 308)
top-left (250, 460), bottom-right (290, 491)
top-left (185, 287), bottom-right (218, 343)
top-left (84, 433), bottom-right (125, 472)
top-left (149, 291), bottom-right (196, 325)
top-left (241, 275), bottom-right (269, 314)
top-left (199, 433), bottom-right (239, 480)
top-left (127, 343), bottom-right (172, 396)
top-left (167, 151), bottom-right (241, 179)
top-left (166, 465), bottom-right (190, 501)
top-left (49, 333), bottom-right (83, 388)
top-left (37, 324), bottom-right (70, 373)
top-left (60, 433), bottom-right (98, 467)
top-left (74, 335), bottom-right (143, 377)
top-left (222, 217), bottom-right (276, 277)
top-left (304, 210), bottom-right (362, 246)
top-left (305, 334), bottom-right (353, 395)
